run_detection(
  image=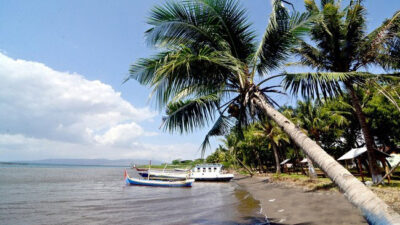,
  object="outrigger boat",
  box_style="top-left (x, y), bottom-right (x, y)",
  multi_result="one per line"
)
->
top-left (131, 164), bottom-right (148, 171)
top-left (124, 170), bottom-right (194, 187)
top-left (137, 164), bottom-right (234, 182)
